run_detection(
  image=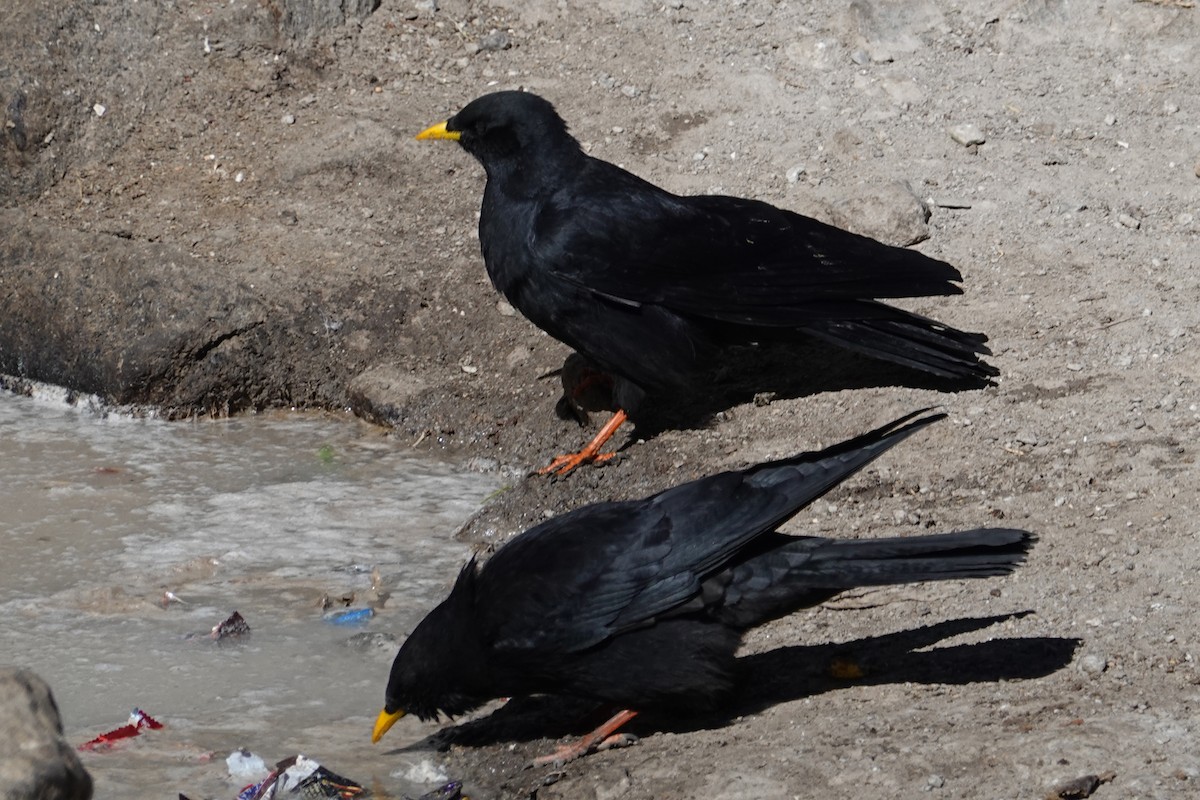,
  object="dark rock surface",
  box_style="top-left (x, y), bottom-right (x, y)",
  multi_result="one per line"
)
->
top-left (0, 668), bottom-right (92, 800)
